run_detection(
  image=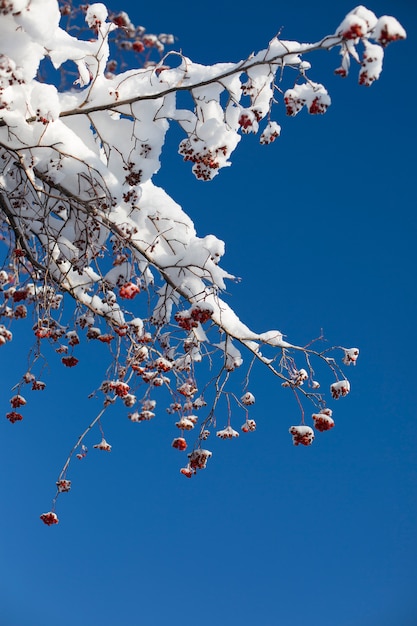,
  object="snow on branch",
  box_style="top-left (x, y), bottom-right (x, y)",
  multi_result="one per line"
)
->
top-left (0, 0), bottom-right (405, 523)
